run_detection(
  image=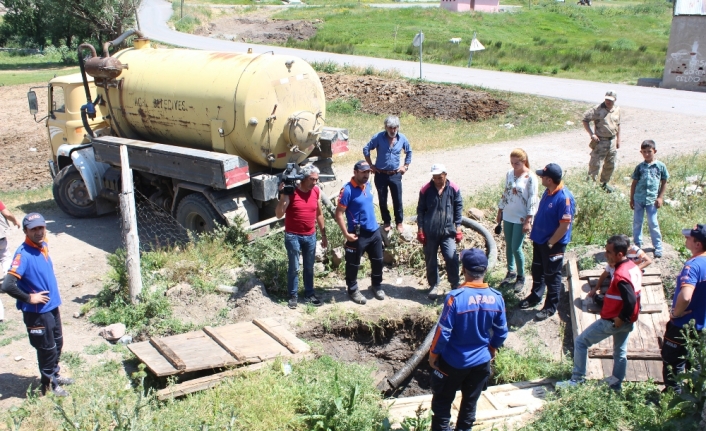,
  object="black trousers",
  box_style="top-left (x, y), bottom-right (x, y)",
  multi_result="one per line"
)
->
top-left (23, 307), bottom-right (63, 387)
top-left (661, 321), bottom-right (700, 391)
top-left (344, 228), bottom-right (383, 292)
top-left (431, 356), bottom-right (491, 431)
top-left (529, 241), bottom-right (567, 314)
top-left (373, 172), bottom-right (404, 225)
